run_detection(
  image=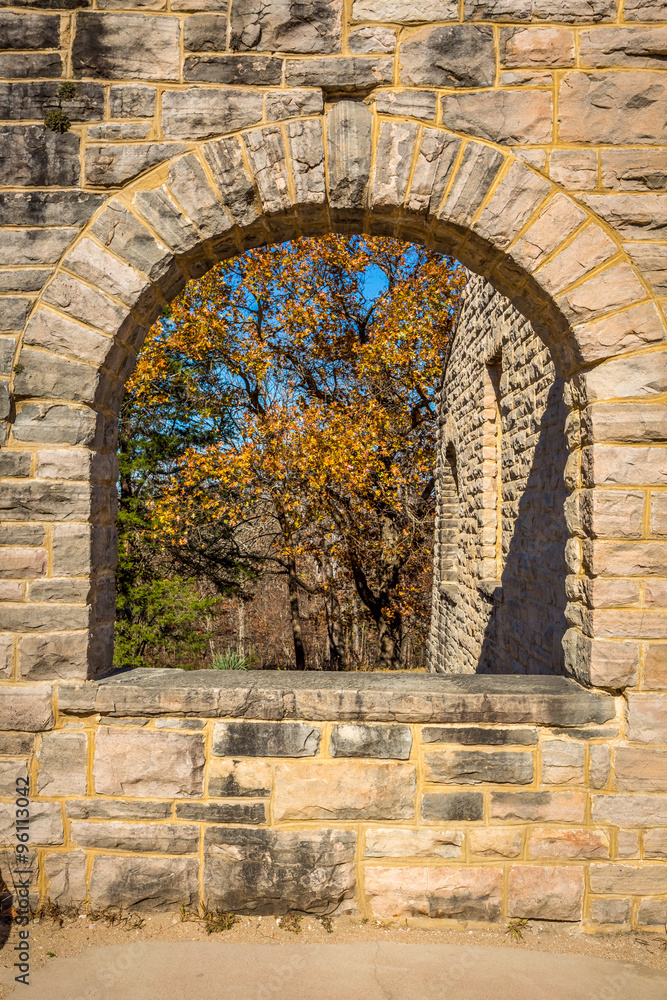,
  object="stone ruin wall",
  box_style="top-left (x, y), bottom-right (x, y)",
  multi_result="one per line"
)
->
top-left (429, 274), bottom-right (569, 677)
